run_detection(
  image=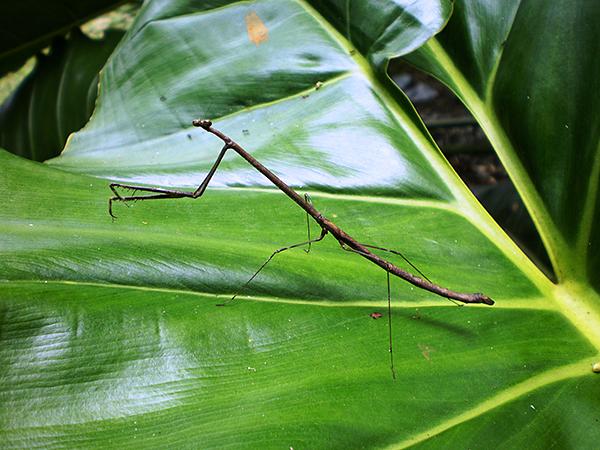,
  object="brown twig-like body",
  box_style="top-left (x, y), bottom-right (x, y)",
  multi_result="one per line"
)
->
top-left (194, 120), bottom-right (493, 306)
top-left (110, 119), bottom-right (494, 306)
